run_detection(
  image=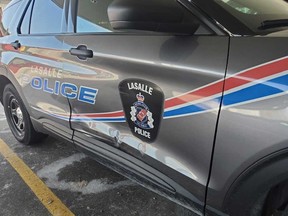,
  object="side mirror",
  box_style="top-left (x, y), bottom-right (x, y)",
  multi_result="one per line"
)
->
top-left (107, 0), bottom-right (199, 34)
